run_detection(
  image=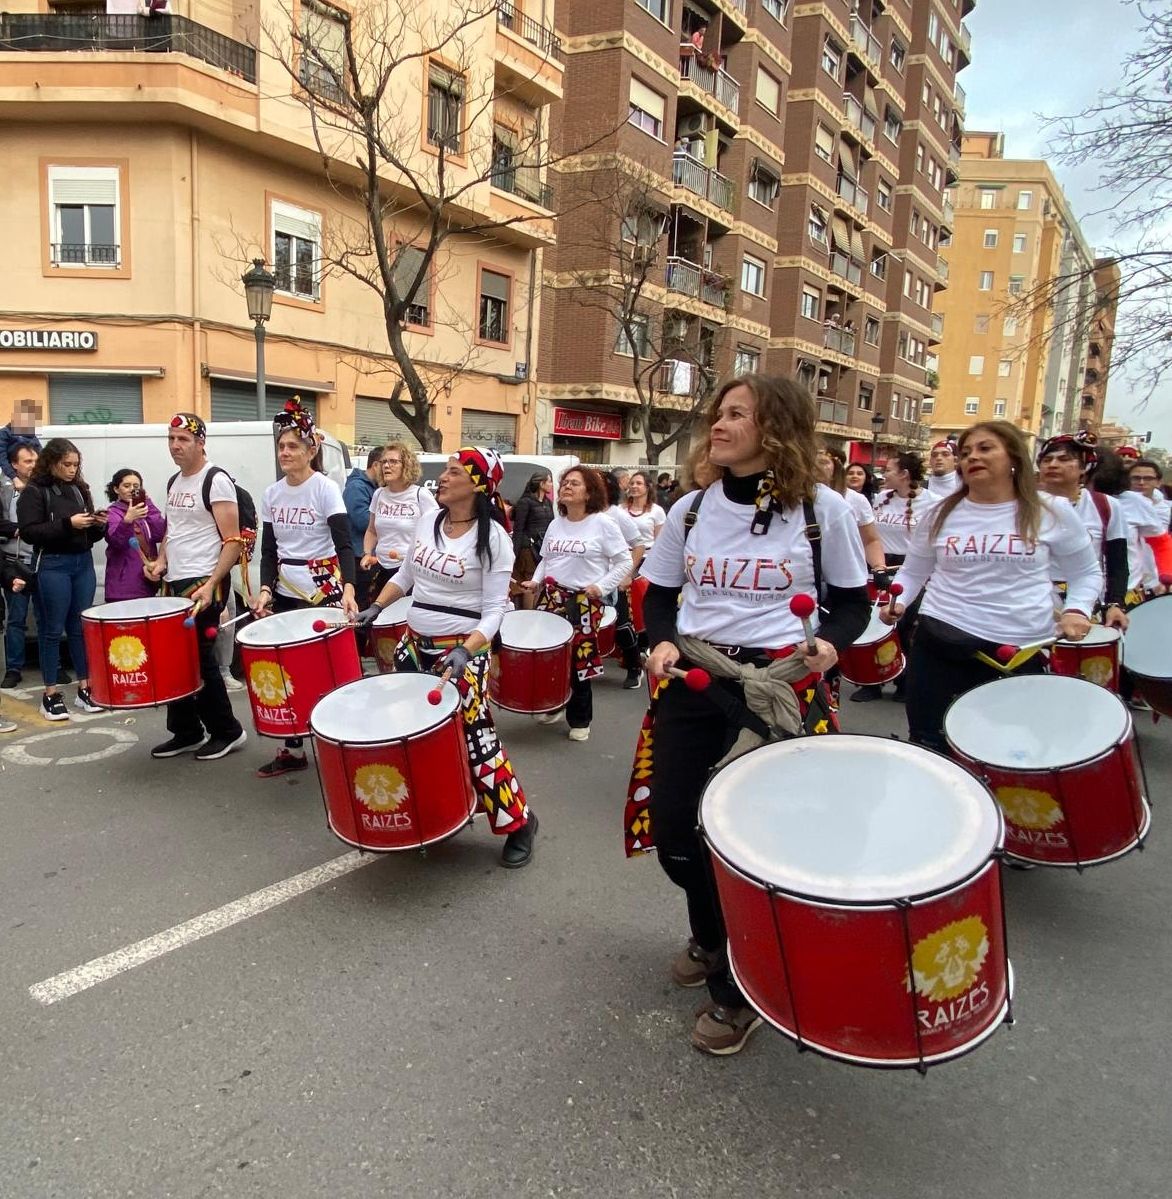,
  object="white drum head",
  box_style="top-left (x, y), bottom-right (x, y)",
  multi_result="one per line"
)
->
top-left (237, 607), bottom-right (339, 647)
top-left (310, 673), bottom-right (459, 741)
top-left (945, 674), bottom-right (1129, 769)
top-left (374, 596), bottom-right (413, 628)
top-left (1057, 624), bottom-right (1119, 649)
top-left (1123, 596), bottom-right (1172, 678)
top-left (498, 609), bottom-right (574, 650)
top-left (600, 606), bottom-right (617, 631)
top-left (83, 597), bottom-right (190, 621)
top-left (701, 737), bottom-right (1001, 902)
top-left (852, 605), bottom-right (894, 649)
